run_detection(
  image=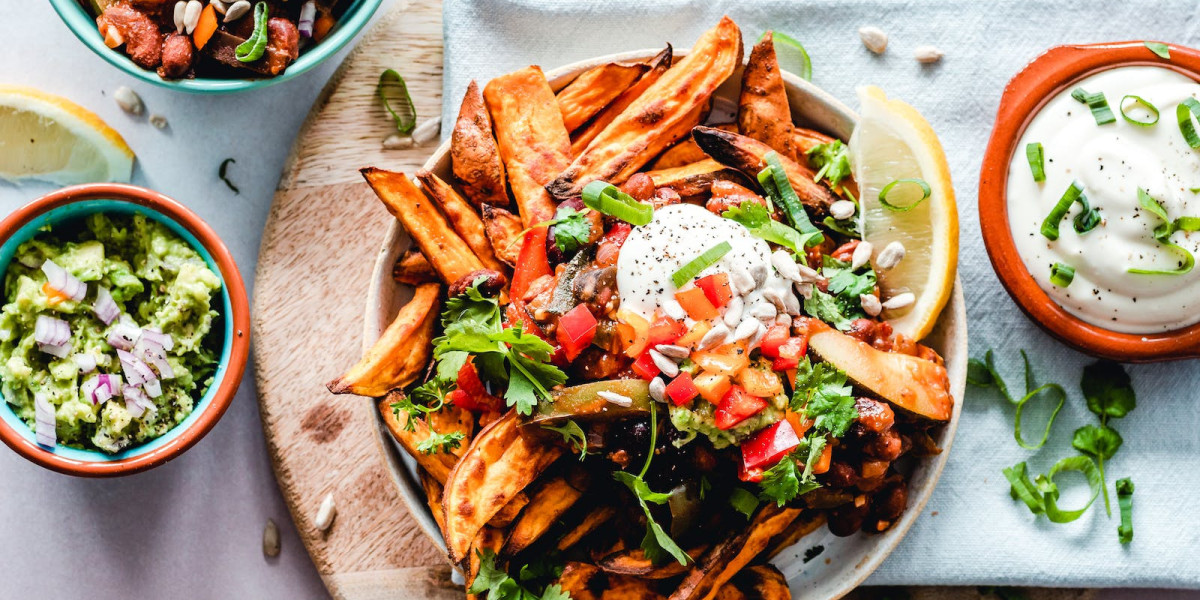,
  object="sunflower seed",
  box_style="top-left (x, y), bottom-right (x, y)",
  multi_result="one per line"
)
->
top-left (775, 314), bottom-right (792, 329)
top-left (173, 1), bottom-right (187, 33)
top-left (771, 250), bottom-right (802, 282)
top-left (875, 241), bottom-right (905, 271)
top-left (224, 0), bottom-right (251, 22)
top-left (382, 134), bottom-right (414, 150)
top-left (860, 293), bottom-right (882, 317)
top-left (262, 519), bottom-right (280, 557)
top-left (412, 118), bottom-right (442, 146)
top-left (649, 377), bottom-right (667, 403)
top-left (660, 298), bottom-right (688, 321)
top-left (746, 321), bottom-right (768, 351)
top-left (851, 241), bottom-right (874, 270)
top-left (761, 285), bottom-right (786, 310)
top-left (654, 344), bottom-right (689, 360)
top-left (184, 0), bottom-right (203, 34)
top-left (795, 263), bottom-right (820, 283)
top-left (730, 267), bottom-right (755, 296)
top-left (830, 200), bottom-right (856, 220)
top-left (722, 296), bottom-right (744, 327)
top-left (730, 318), bottom-right (760, 343)
top-left (113, 86), bottom-right (144, 116)
top-left (149, 114), bottom-right (169, 129)
top-left (750, 263), bottom-right (768, 287)
top-left (783, 291), bottom-right (802, 316)
top-left (859, 26), bottom-right (888, 54)
top-left (914, 45), bottom-right (944, 64)
top-left (748, 301), bottom-right (776, 321)
top-left (795, 282), bottom-right (814, 300)
top-left (598, 391), bottom-right (633, 407)
top-left (210, 0), bottom-right (228, 15)
top-left (649, 349), bottom-right (679, 378)
top-left (315, 492), bottom-right (336, 532)
top-left (882, 292), bottom-right (915, 310)
top-left (698, 323), bottom-right (729, 350)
